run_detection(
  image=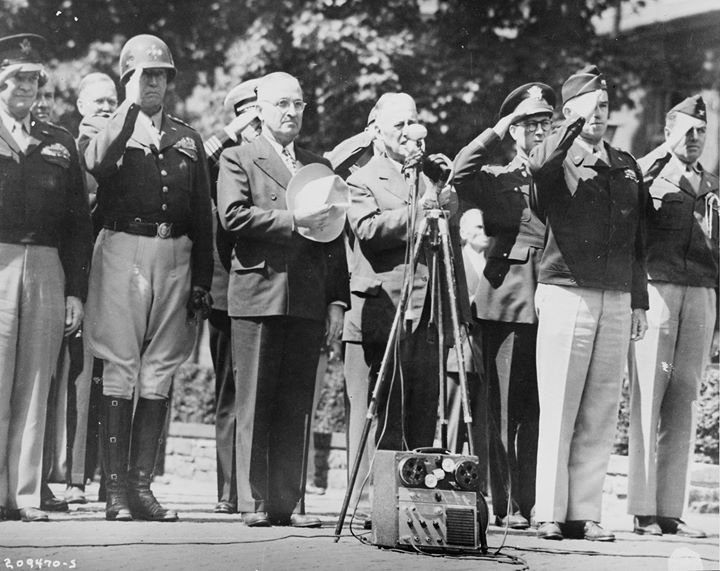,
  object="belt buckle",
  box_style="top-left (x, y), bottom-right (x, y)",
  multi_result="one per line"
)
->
top-left (157, 222), bottom-right (172, 239)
